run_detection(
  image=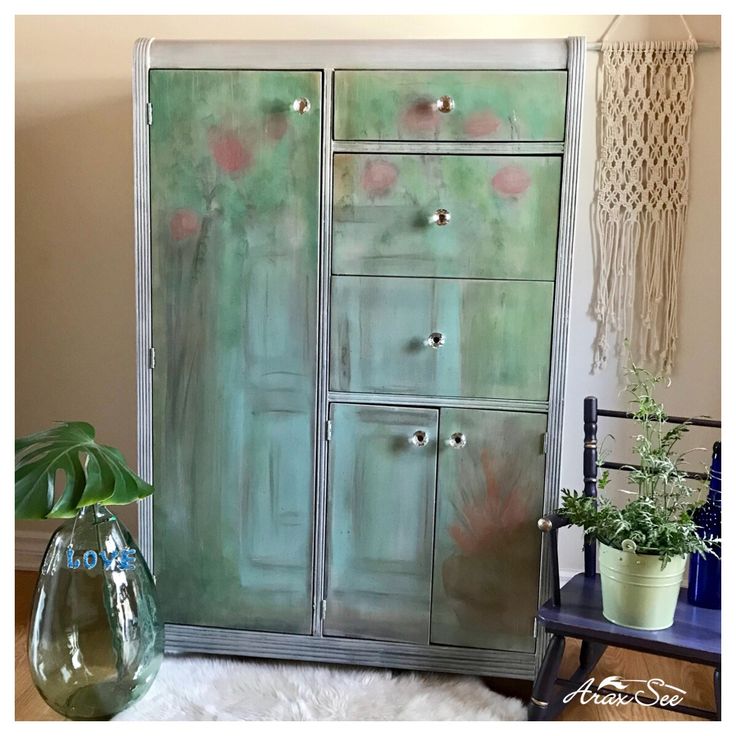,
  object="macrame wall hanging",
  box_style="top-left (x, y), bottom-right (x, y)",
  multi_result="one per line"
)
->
top-left (591, 16), bottom-right (697, 375)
